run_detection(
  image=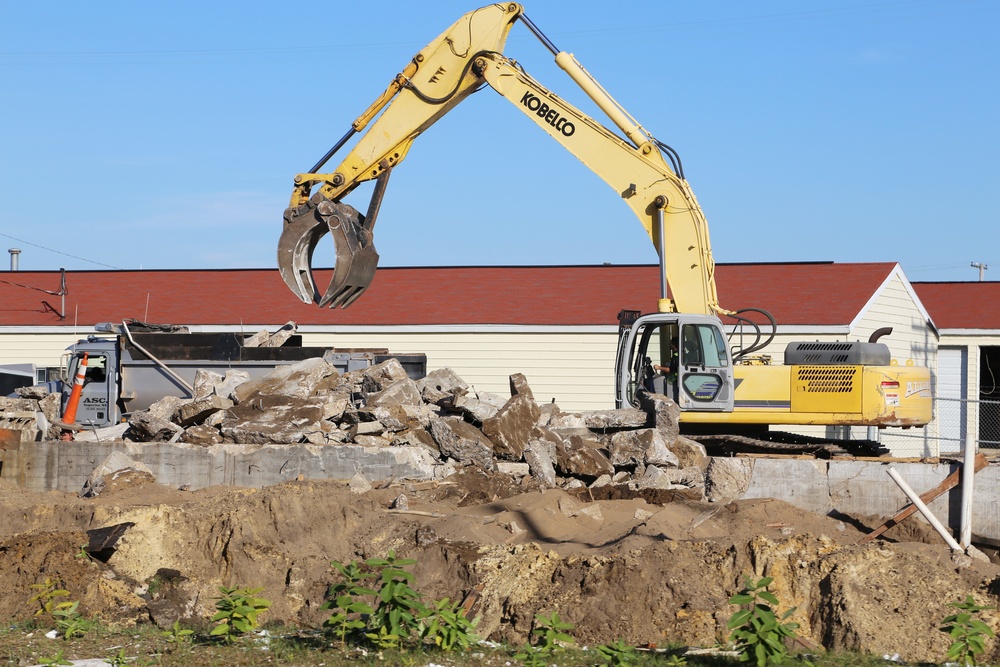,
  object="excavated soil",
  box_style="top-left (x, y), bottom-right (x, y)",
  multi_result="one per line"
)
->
top-left (2, 468), bottom-right (999, 664)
